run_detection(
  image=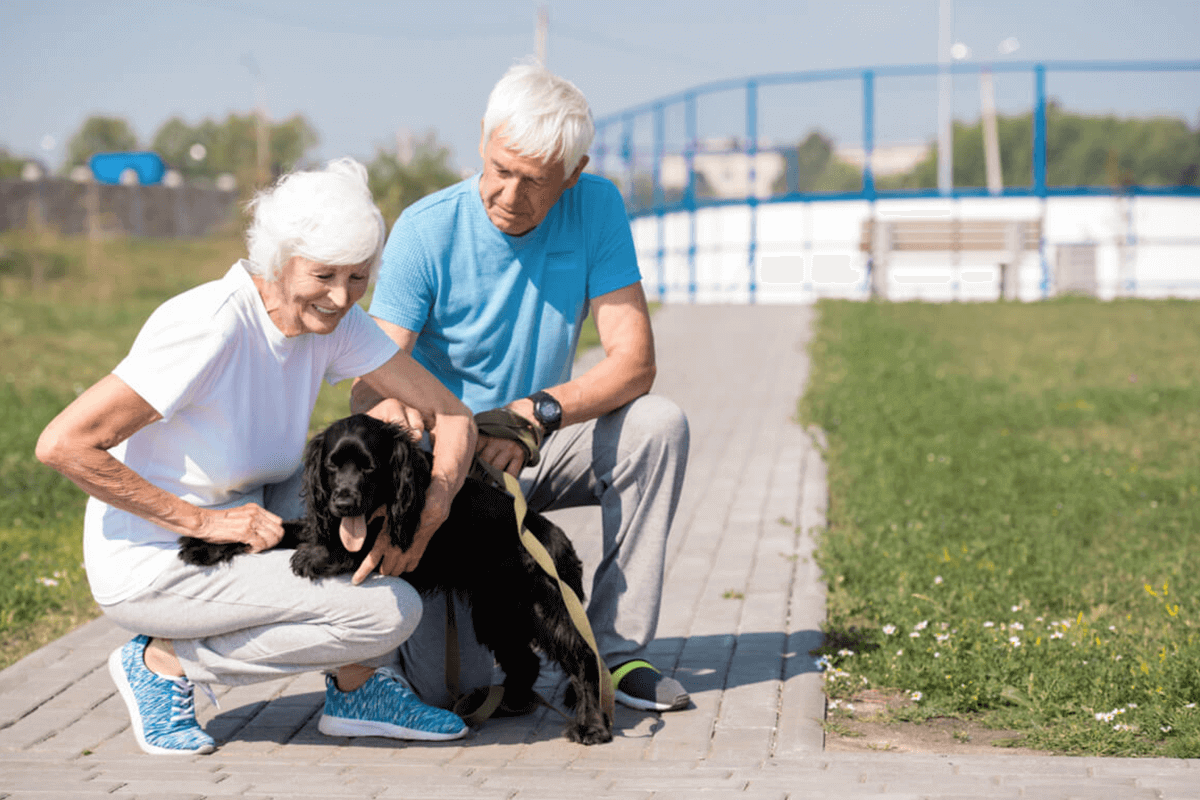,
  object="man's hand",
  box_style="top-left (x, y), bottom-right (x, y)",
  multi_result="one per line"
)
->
top-left (474, 396), bottom-right (543, 477)
top-left (475, 433), bottom-right (529, 477)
